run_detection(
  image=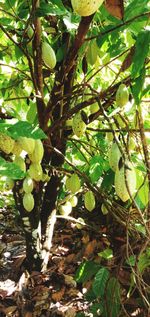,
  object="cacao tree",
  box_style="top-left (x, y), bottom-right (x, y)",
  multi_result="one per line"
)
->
top-left (0, 0), bottom-right (149, 284)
